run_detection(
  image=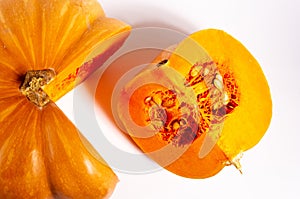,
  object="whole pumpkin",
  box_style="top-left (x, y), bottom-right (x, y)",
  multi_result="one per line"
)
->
top-left (0, 0), bottom-right (131, 198)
